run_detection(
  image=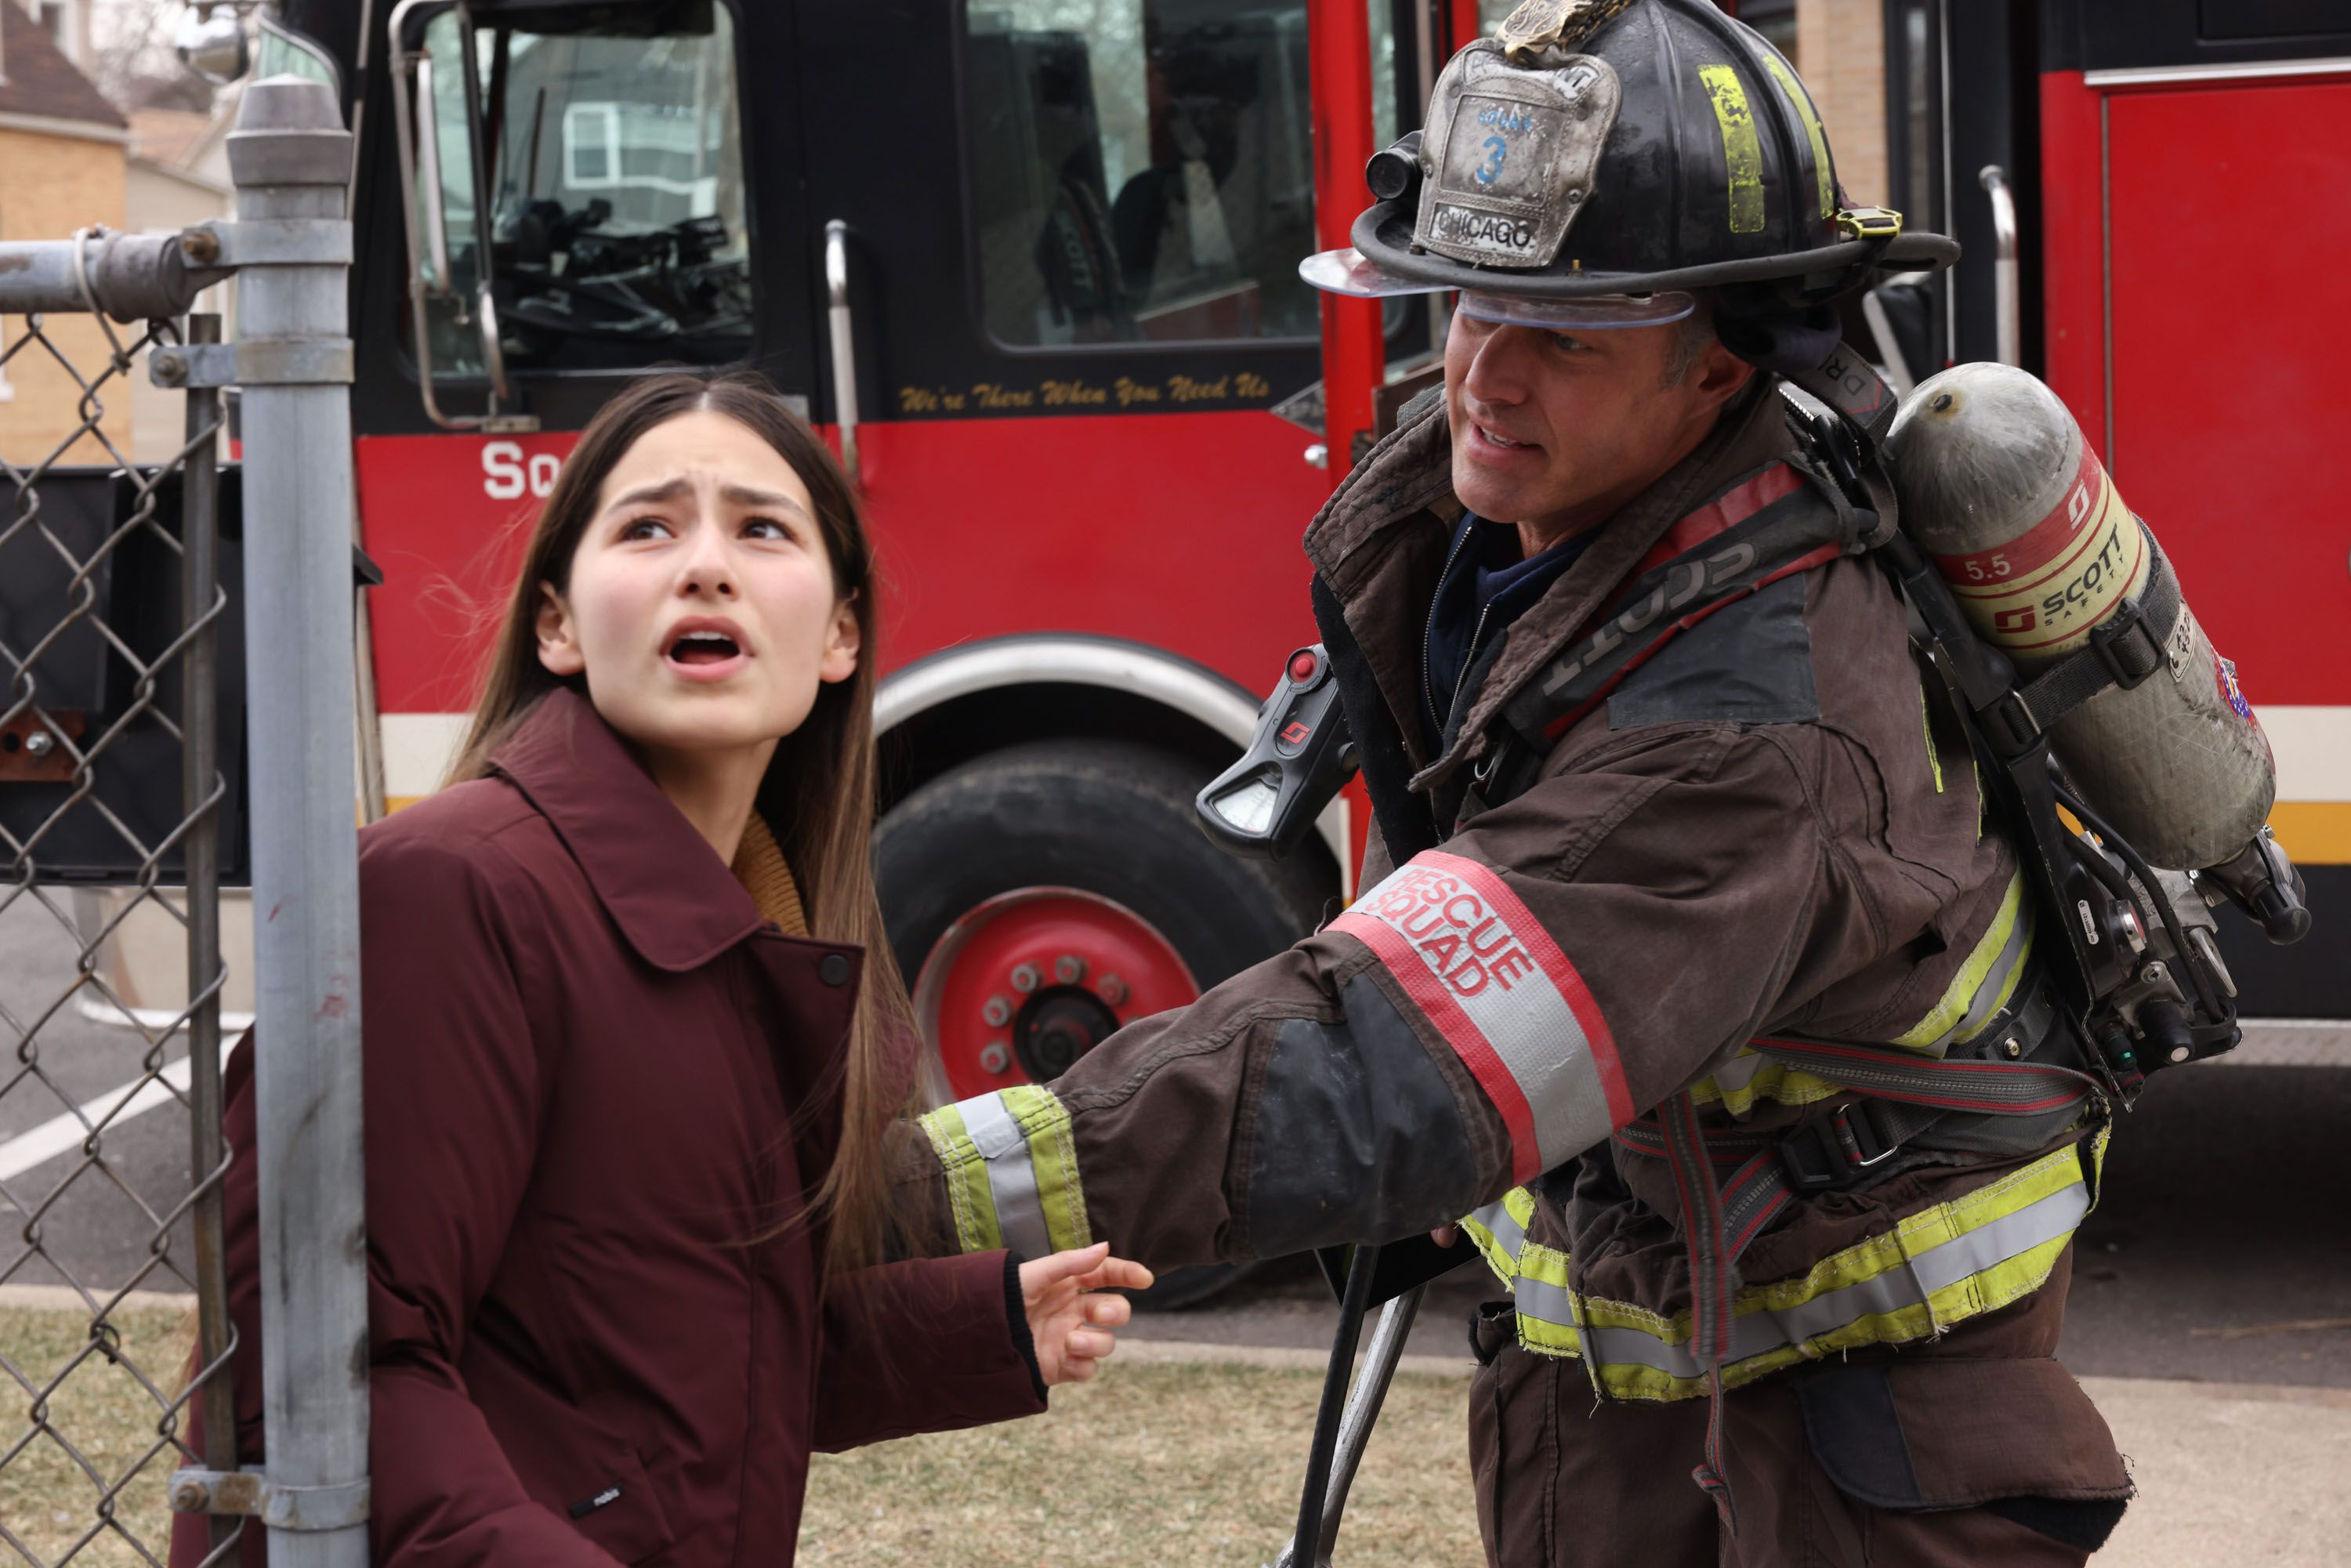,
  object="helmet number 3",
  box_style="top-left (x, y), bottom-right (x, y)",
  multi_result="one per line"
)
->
top-left (1476, 136), bottom-right (1509, 186)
